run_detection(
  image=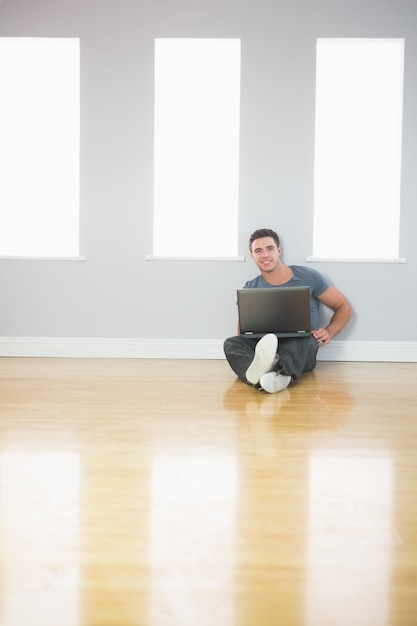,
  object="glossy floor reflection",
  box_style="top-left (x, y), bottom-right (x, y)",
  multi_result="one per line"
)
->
top-left (0, 358), bottom-right (417, 625)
